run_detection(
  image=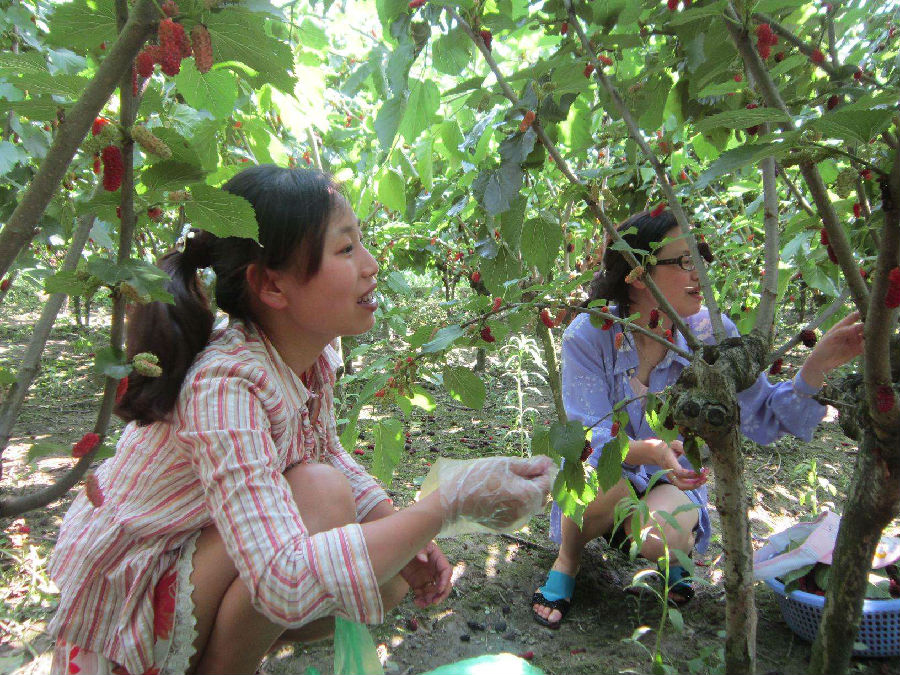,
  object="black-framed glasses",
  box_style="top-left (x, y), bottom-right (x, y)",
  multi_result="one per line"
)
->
top-left (654, 253), bottom-right (696, 272)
